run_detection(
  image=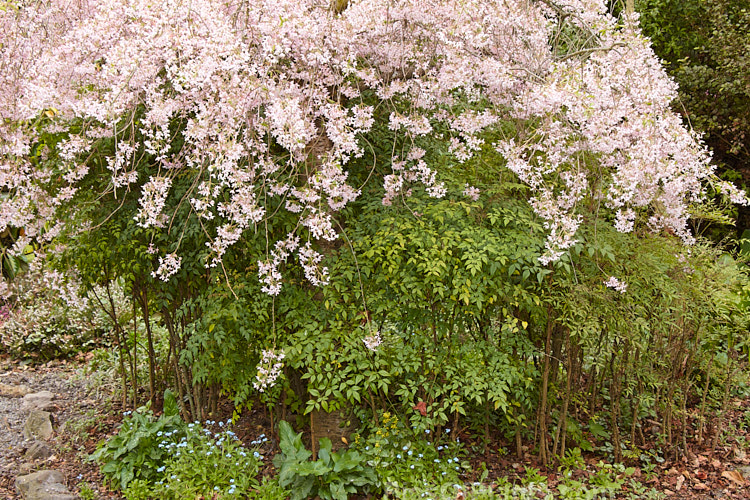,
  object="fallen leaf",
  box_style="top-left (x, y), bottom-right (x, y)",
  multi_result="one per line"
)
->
top-left (721, 470), bottom-right (746, 486)
top-left (675, 475), bottom-right (684, 491)
top-left (694, 482), bottom-right (708, 491)
top-left (711, 459), bottom-right (721, 468)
